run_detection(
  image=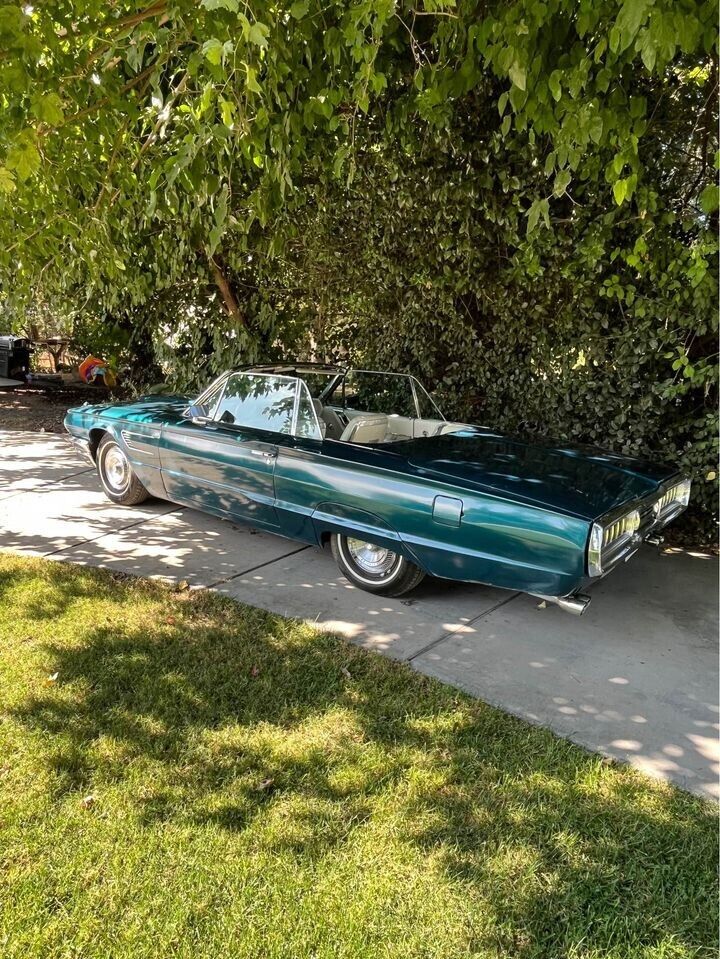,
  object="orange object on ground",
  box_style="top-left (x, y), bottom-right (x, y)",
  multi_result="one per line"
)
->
top-left (78, 354), bottom-right (117, 387)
